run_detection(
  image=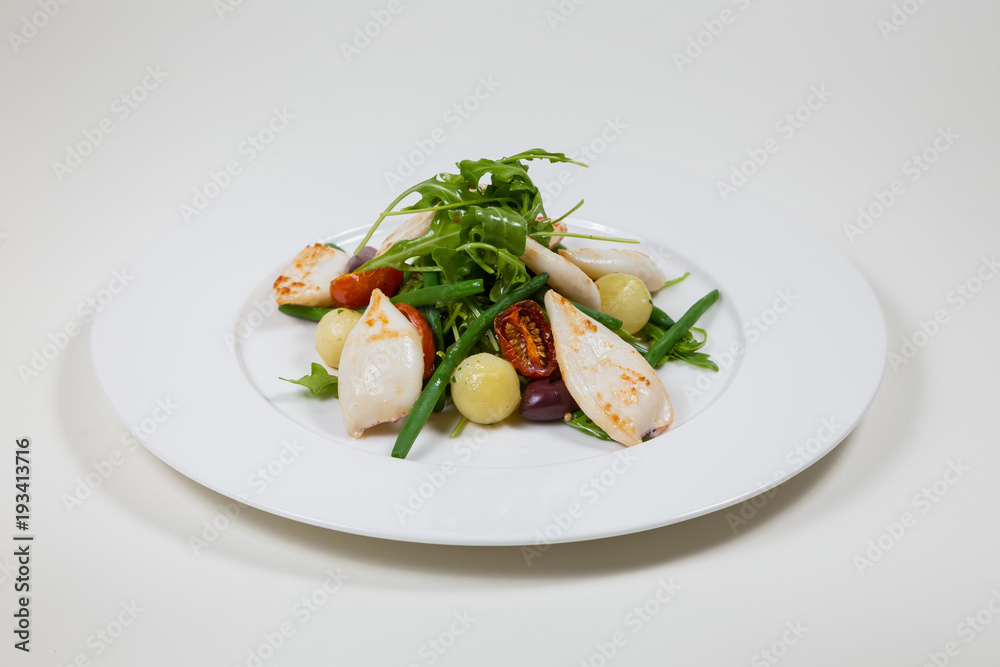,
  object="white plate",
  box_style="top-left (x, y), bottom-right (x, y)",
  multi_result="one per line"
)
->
top-left (91, 146), bottom-right (886, 546)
